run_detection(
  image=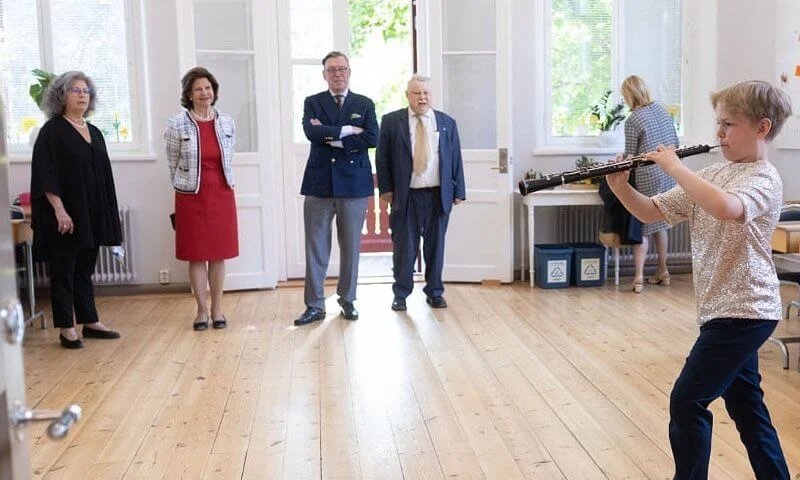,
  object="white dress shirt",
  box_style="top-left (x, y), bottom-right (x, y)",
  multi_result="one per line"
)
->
top-left (408, 107), bottom-right (440, 188)
top-left (328, 89), bottom-right (353, 148)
